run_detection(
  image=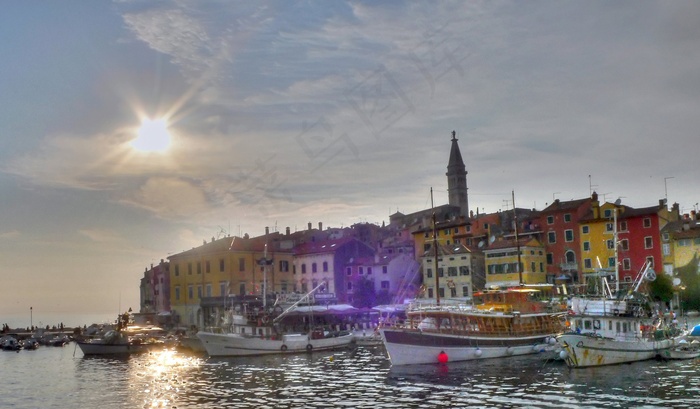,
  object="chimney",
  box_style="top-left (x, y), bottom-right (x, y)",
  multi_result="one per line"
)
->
top-left (319, 222), bottom-right (323, 231)
top-left (212, 236), bottom-right (215, 243)
top-left (308, 222), bottom-right (312, 231)
top-left (265, 226), bottom-right (269, 235)
top-left (691, 210), bottom-right (697, 220)
top-left (286, 227), bottom-right (290, 235)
